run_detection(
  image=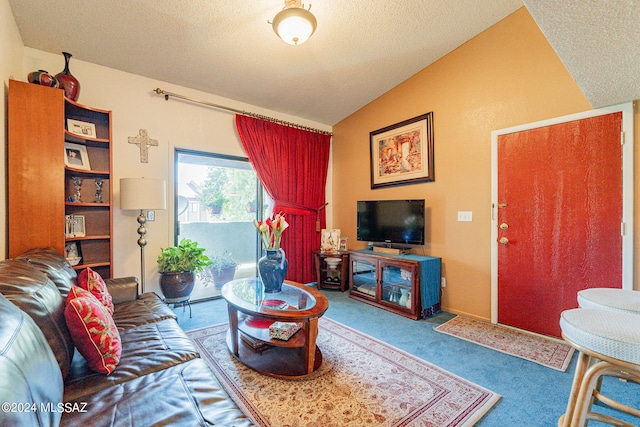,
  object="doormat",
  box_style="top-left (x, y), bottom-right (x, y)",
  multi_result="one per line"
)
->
top-left (434, 316), bottom-right (574, 371)
top-left (188, 317), bottom-right (500, 426)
